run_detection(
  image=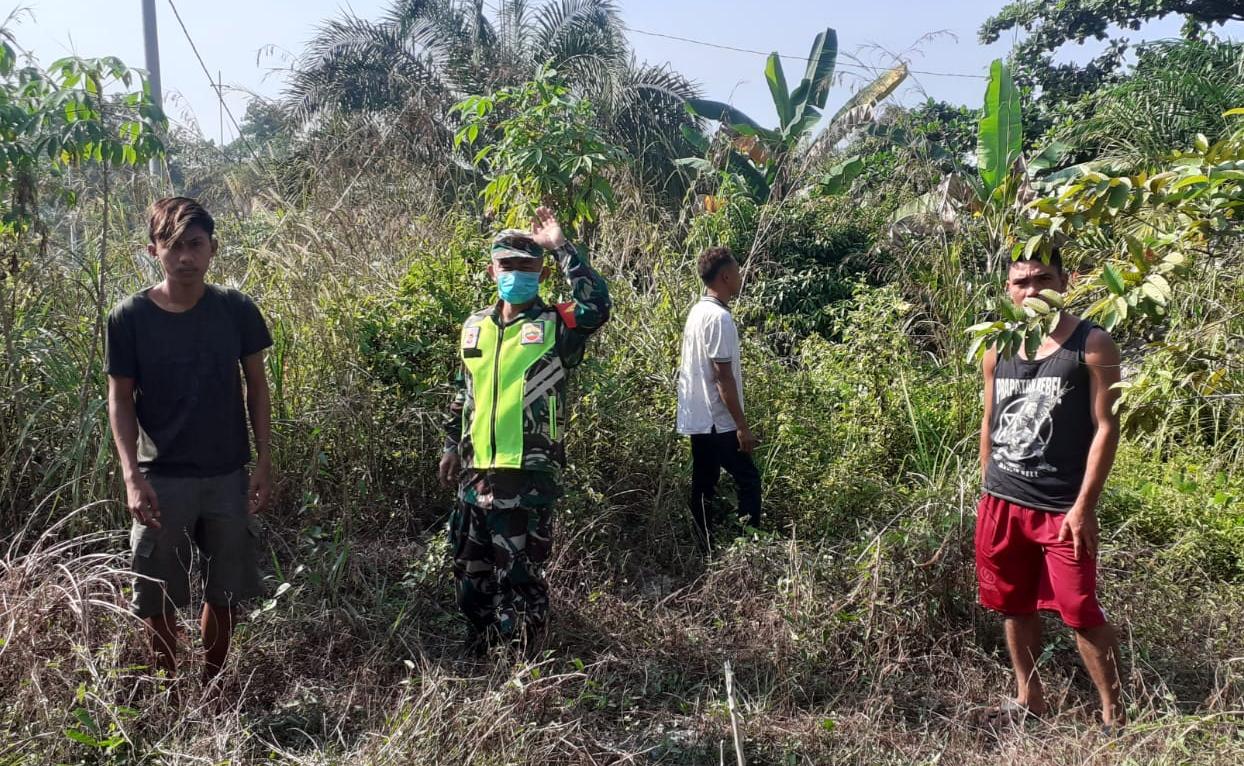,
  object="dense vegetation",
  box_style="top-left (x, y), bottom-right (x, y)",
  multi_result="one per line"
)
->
top-left (1, 2), bottom-right (1242, 763)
